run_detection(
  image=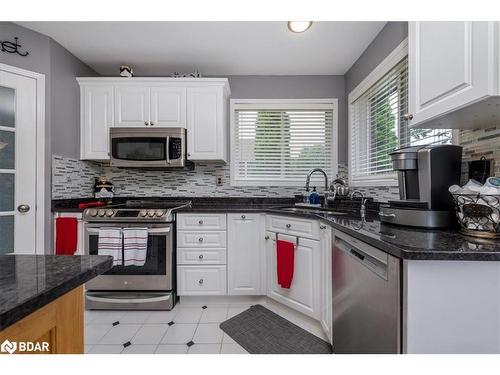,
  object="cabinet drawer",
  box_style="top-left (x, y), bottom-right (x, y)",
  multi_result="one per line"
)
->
top-left (177, 248), bottom-right (227, 265)
top-left (177, 266), bottom-right (227, 296)
top-left (265, 215), bottom-right (320, 240)
top-left (177, 213), bottom-right (226, 230)
top-left (177, 231), bottom-right (227, 248)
